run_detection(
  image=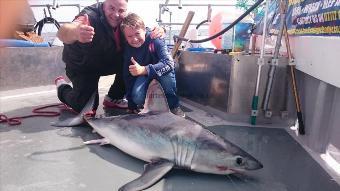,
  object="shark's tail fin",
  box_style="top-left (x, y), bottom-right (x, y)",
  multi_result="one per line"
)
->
top-left (51, 91), bottom-right (97, 127)
top-left (141, 80), bottom-right (170, 113)
top-left (79, 91), bottom-right (97, 117)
